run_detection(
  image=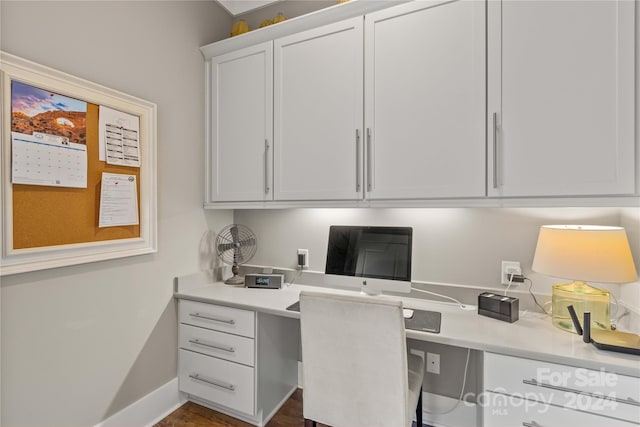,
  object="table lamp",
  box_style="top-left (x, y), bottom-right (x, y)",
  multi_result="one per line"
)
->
top-left (531, 225), bottom-right (637, 334)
